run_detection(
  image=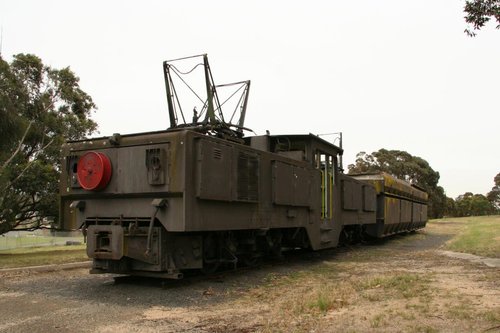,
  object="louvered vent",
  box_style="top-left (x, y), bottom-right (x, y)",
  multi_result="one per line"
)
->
top-left (146, 148), bottom-right (165, 185)
top-left (237, 152), bottom-right (259, 202)
top-left (213, 148), bottom-right (222, 159)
